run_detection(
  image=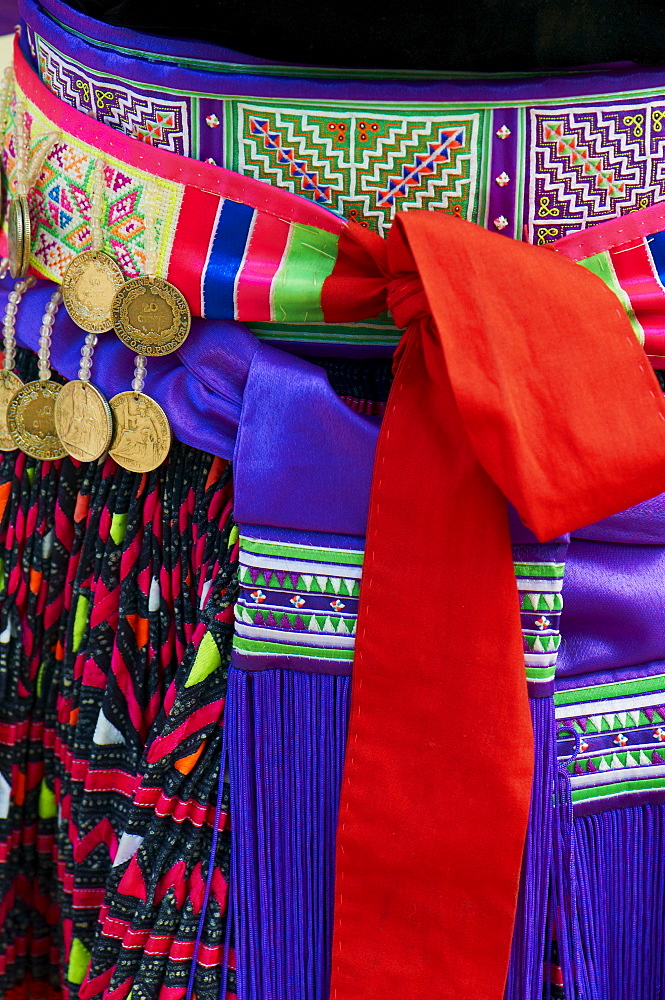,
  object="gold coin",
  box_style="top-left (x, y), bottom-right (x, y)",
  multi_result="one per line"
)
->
top-left (0, 370), bottom-right (23, 451)
top-left (108, 390), bottom-right (171, 473)
top-left (112, 276), bottom-right (191, 356)
top-left (7, 380), bottom-right (67, 460)
top-left (8, 195), bottom-right (31, 280)
top-left (54, 379), bottom-right (113, 462)
top-left (62, 250), bottom-right (126, 334)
